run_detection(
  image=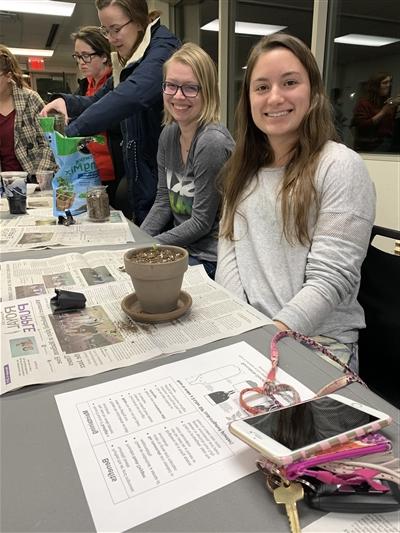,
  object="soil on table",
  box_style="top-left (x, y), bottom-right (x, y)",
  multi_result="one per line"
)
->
top-left (131, 247), bottom-right (185, 264)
